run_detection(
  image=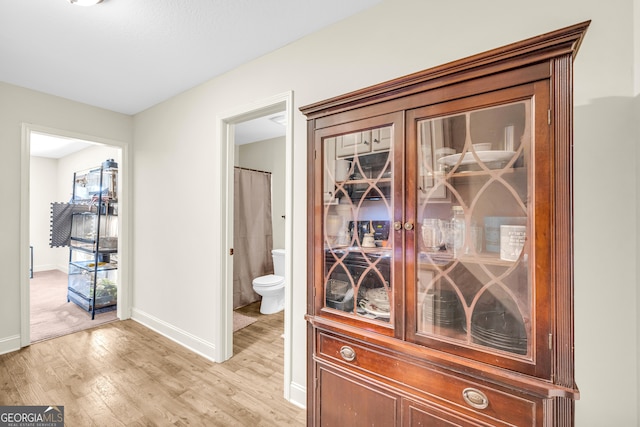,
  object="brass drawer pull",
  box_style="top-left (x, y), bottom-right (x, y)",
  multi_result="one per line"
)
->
top-left (462, 388), bottom-right (489, 410)
top-left (339, 345), bottom-right (356, 362)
